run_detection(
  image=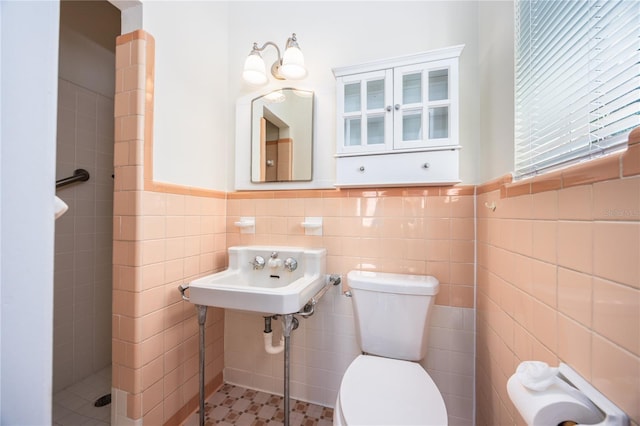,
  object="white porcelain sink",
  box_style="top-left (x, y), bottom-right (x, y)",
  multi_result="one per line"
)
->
top-left (188, 246), bottom-right (327, 314)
